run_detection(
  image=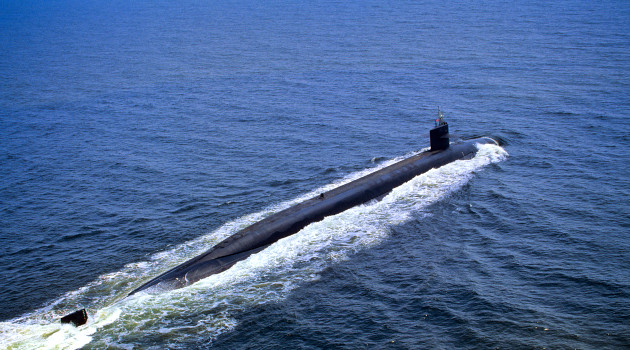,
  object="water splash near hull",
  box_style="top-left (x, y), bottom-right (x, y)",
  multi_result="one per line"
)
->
top-left (0, 143), bottom-right (507, 349)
